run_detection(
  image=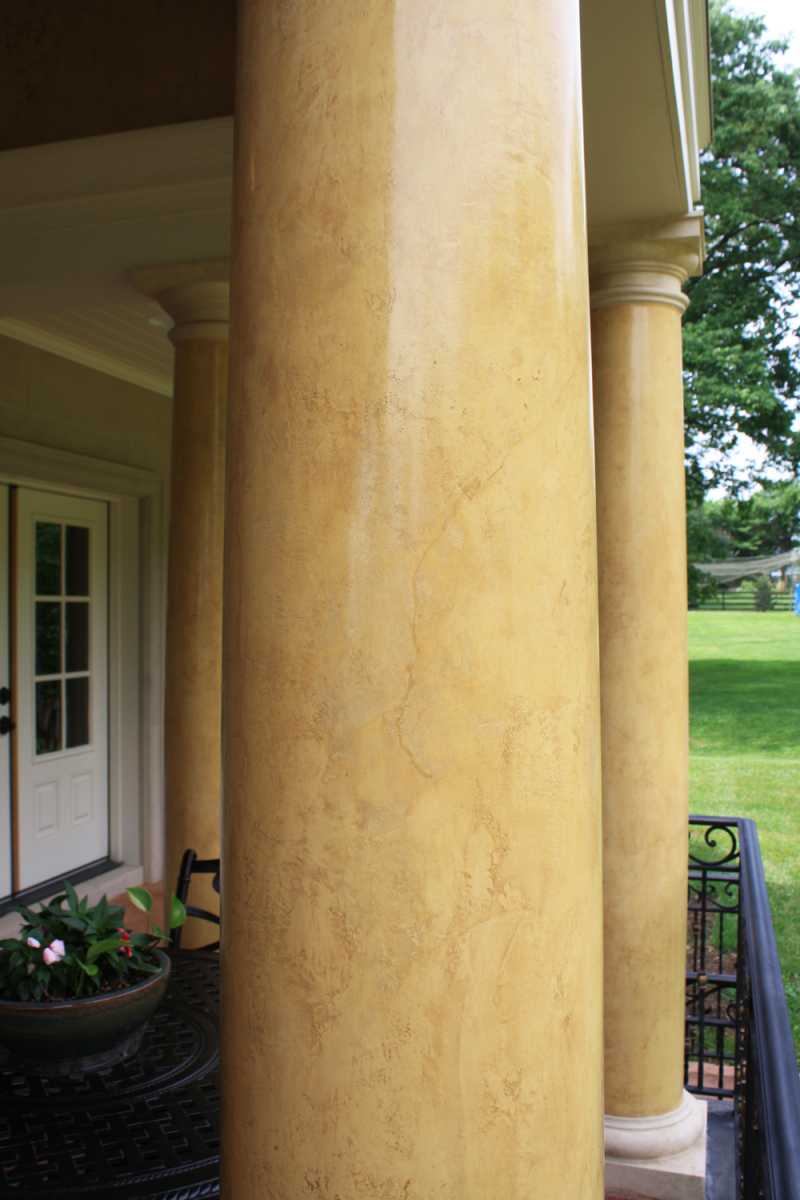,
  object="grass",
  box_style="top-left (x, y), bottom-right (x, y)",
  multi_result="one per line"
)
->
top-left (688, 612), bottom-right (800, 1054)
